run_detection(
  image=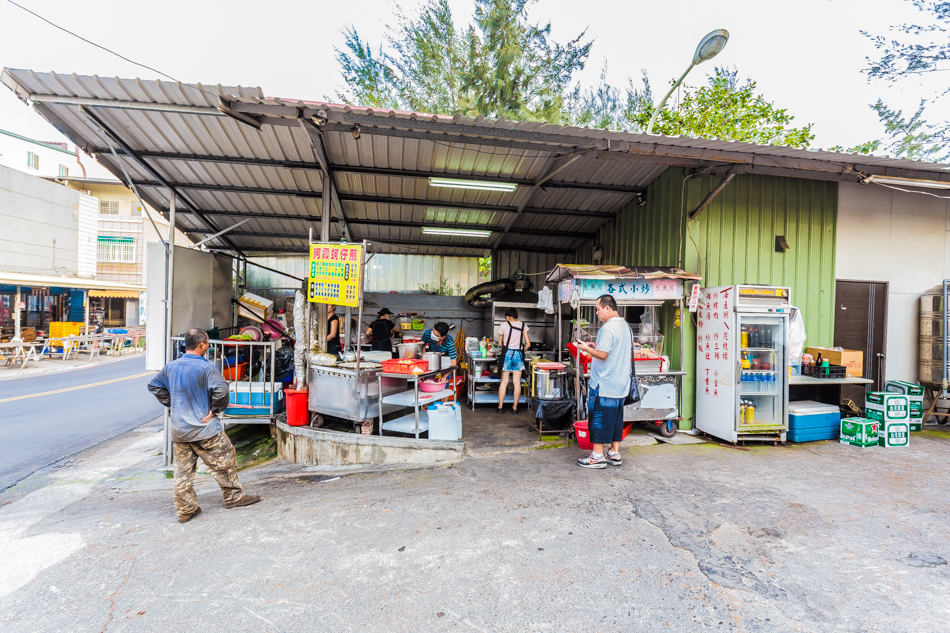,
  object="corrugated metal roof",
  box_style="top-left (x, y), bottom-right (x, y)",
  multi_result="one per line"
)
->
top-left (5, 68), bottom-right (950, 259)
